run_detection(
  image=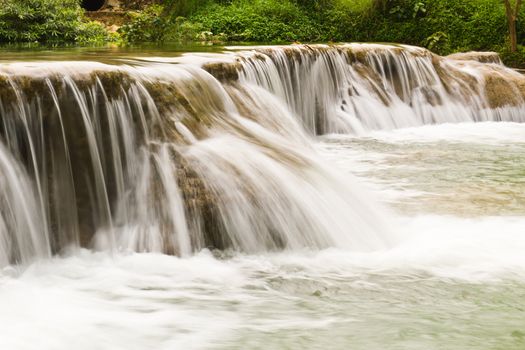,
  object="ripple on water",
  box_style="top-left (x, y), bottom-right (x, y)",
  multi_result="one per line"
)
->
top-left (319, 122), bottom-right (525, 216)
